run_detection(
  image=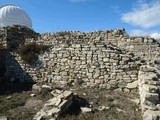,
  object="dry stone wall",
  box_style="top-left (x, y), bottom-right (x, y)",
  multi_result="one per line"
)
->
top-left (36, 42), bottom-right (140, 89)
top-left (40, 29), bottom-right (160, 62)
top-left (0, 27), bottom-right (7, 47)
top-left (3, 28), bottom-right (142, 90)
top-left (2, 26), bottom-right (160, 119)
top-left (0, 25), bottom-right (38, 82)
top-left (138, 65), bottom-right (160, 120)
top-left (0, 25), bottom-right (39, 50)
top-left (5, 52), bottom-right (34, 83)
top-left (118, 36), bottom-right (160, 61)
